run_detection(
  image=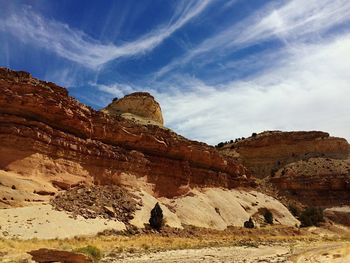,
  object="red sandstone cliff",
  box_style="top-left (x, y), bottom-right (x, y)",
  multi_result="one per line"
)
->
top-left (0, 68), bottom-right (251, 199)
